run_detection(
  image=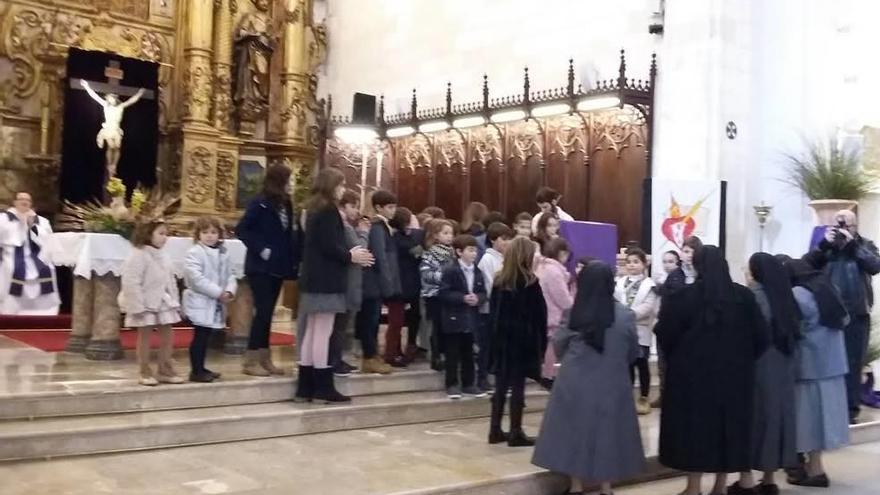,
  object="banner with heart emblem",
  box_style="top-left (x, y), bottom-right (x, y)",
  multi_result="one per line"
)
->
top-left (649, 179), bottom-right (726, 278)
